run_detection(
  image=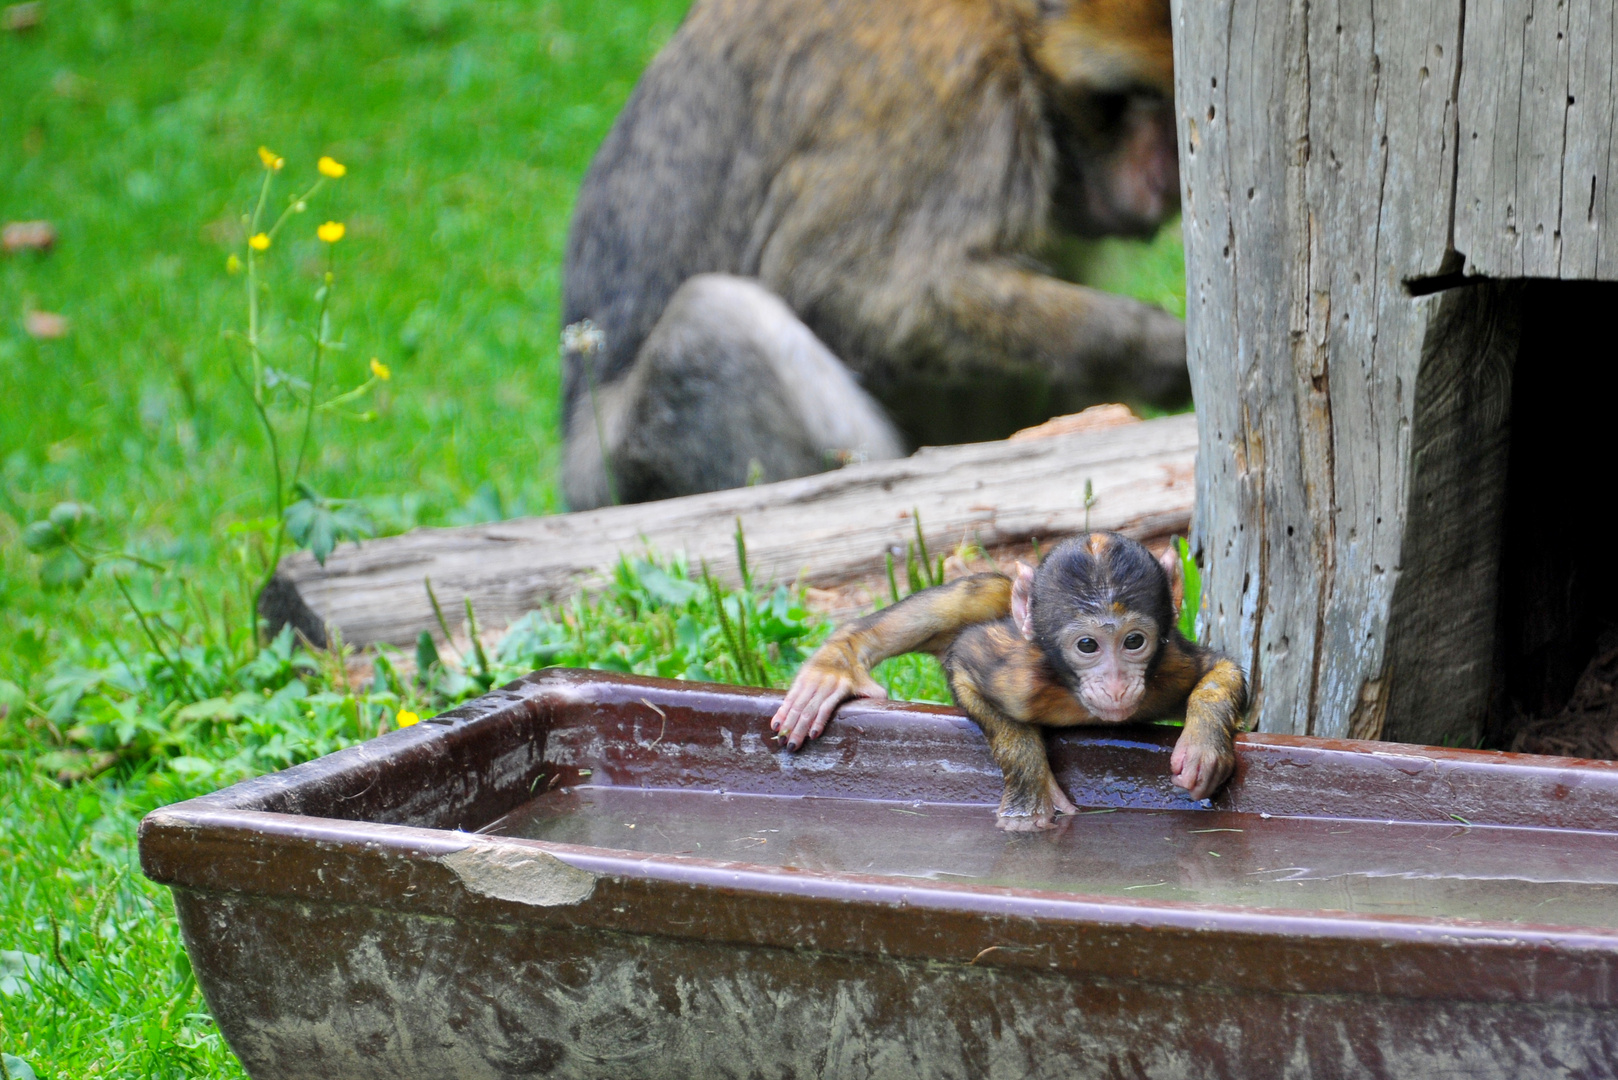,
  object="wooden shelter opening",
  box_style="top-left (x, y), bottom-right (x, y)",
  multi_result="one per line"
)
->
top-left (1488, 281), bottom-right (1618, 756)
top-left (1179, 0), bottom-right (1618, 754)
